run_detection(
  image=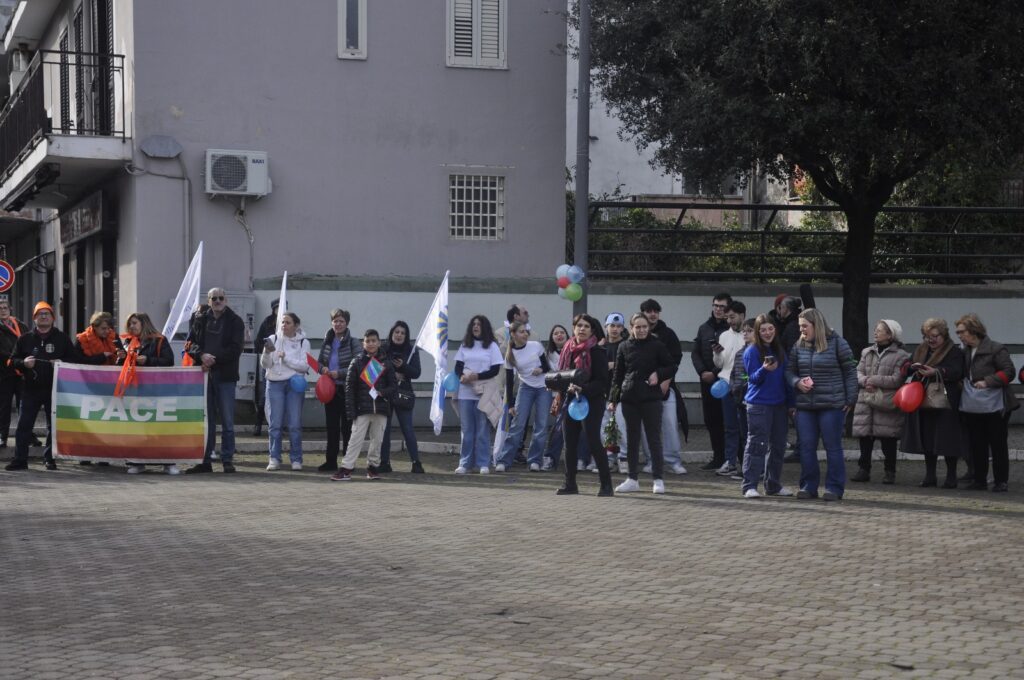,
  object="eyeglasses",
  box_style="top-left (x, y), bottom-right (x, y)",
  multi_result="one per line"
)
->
top-left (209, 296), bottom-right (225, 302)
top-left (712, 304), bottom-right (728, 310)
